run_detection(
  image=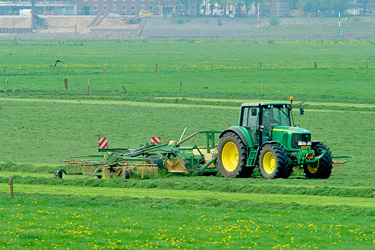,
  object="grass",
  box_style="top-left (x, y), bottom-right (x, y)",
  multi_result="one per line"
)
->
top-left (0, 39), bottom-right (374, 249)
top-left (0, 97), bottom-right (373, 188)
top-left (1, 193), bottom-right (375, 249)
top-left (1, 39), bottom-right (375, 103)
top-left (1, 183), bottom-right (374, 208)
